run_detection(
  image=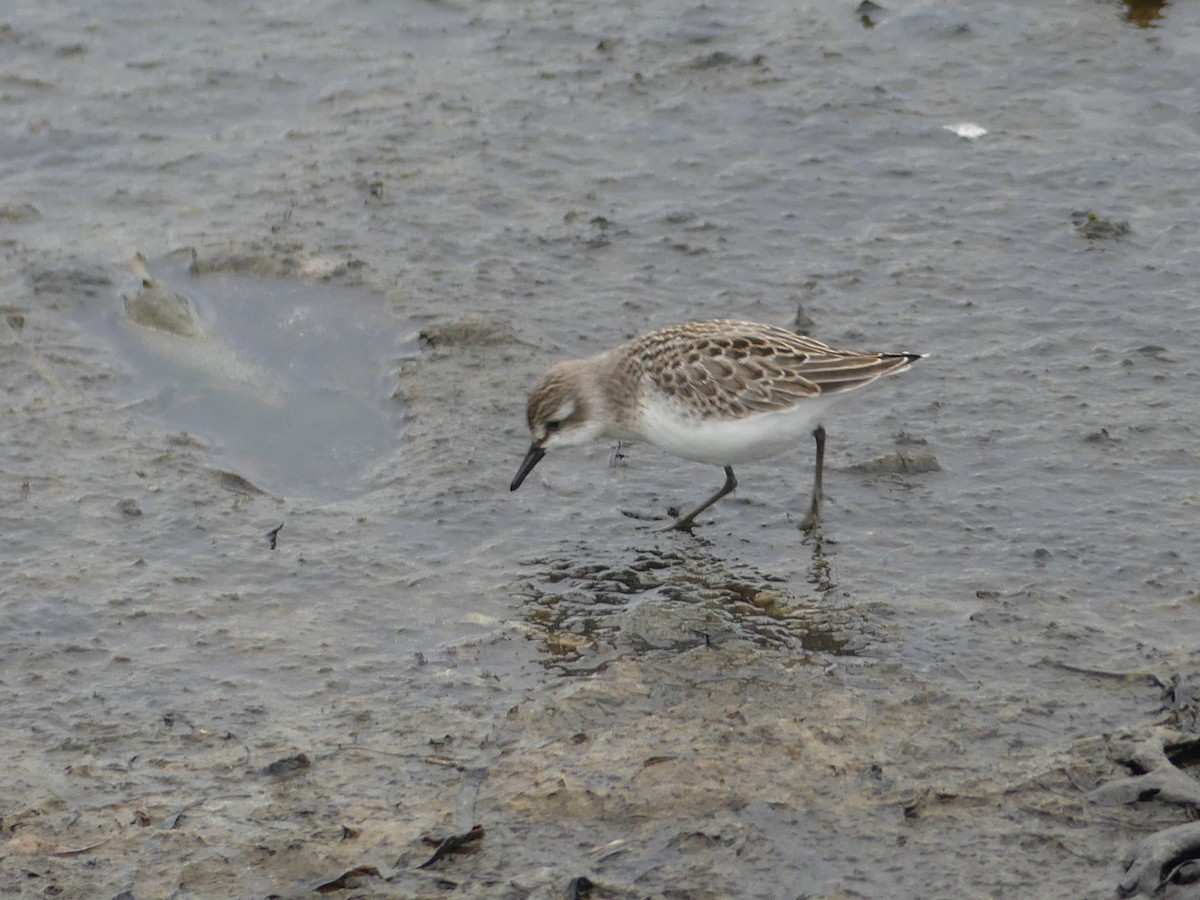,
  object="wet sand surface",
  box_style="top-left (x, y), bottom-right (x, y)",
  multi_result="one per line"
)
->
top-left (3, 1), bottom-right (1200, 897)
